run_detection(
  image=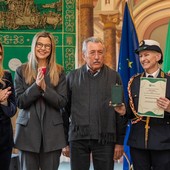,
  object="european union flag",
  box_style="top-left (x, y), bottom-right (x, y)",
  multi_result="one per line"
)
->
top-left (118, 2), bottom-right (143, 102)
top-left (118, 2), bottom-right (143, 170)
